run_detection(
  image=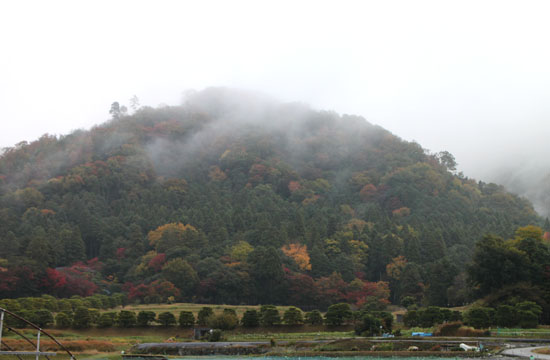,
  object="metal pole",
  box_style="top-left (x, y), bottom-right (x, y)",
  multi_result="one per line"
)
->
top-left (7, 327), bottom-right (51, 360)
top-left (36, 330), bottom-right (41, 360)
top-left (0, 310), bottom-right (4, 350)
top-left (0, 307), bottom-right (76, 360)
